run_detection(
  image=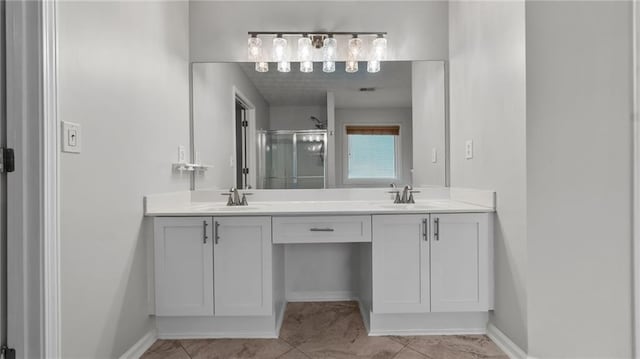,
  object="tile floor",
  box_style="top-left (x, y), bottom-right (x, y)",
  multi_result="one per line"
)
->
top-left (141, 301), bottom-right (508, 359)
